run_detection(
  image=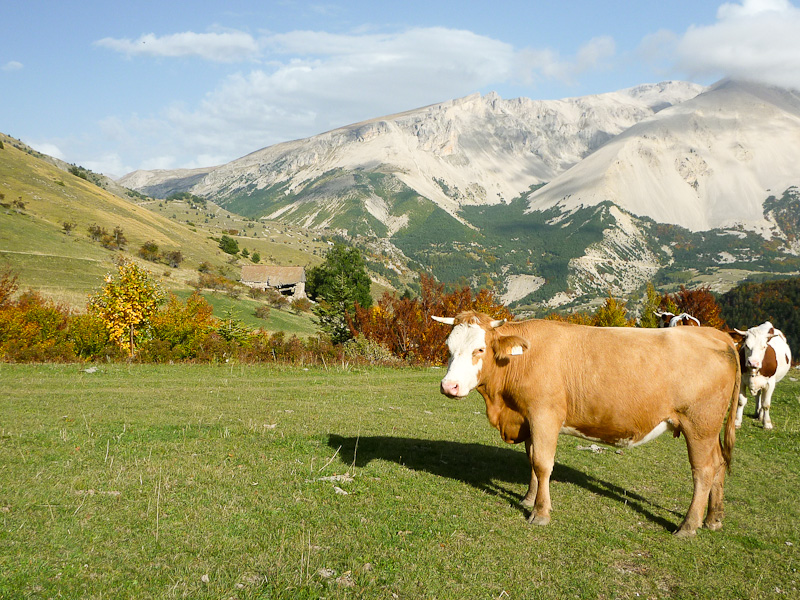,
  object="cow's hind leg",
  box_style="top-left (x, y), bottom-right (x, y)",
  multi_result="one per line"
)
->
top-left (677, 435), bottom-right (723, 538)
top-left (521, 438), bottom-right (538, 509)
top-left (703, 443), bottom-right (727, 531)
